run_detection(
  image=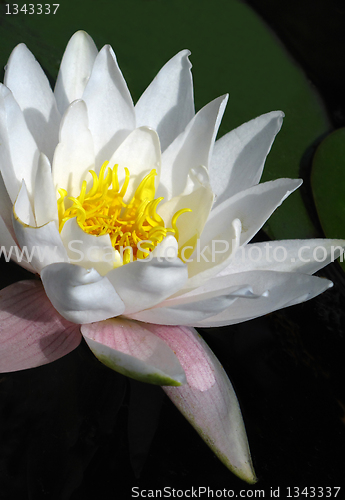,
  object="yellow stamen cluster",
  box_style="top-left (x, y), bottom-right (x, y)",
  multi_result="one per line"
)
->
top-left (57, 162), bottom-right (191, 265)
